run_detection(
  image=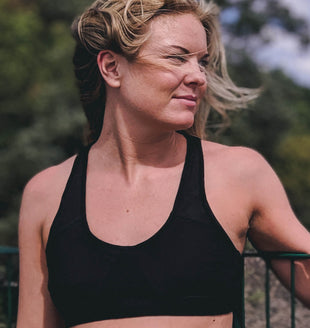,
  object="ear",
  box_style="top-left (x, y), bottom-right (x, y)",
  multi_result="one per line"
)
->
top-left (97, 50), bottom-right (121, 88)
